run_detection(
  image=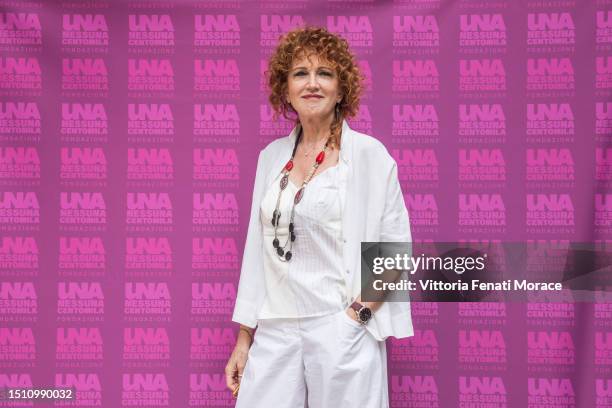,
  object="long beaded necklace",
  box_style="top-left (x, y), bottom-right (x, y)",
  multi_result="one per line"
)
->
top-left (271, 127), bottom-right (330, 261)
